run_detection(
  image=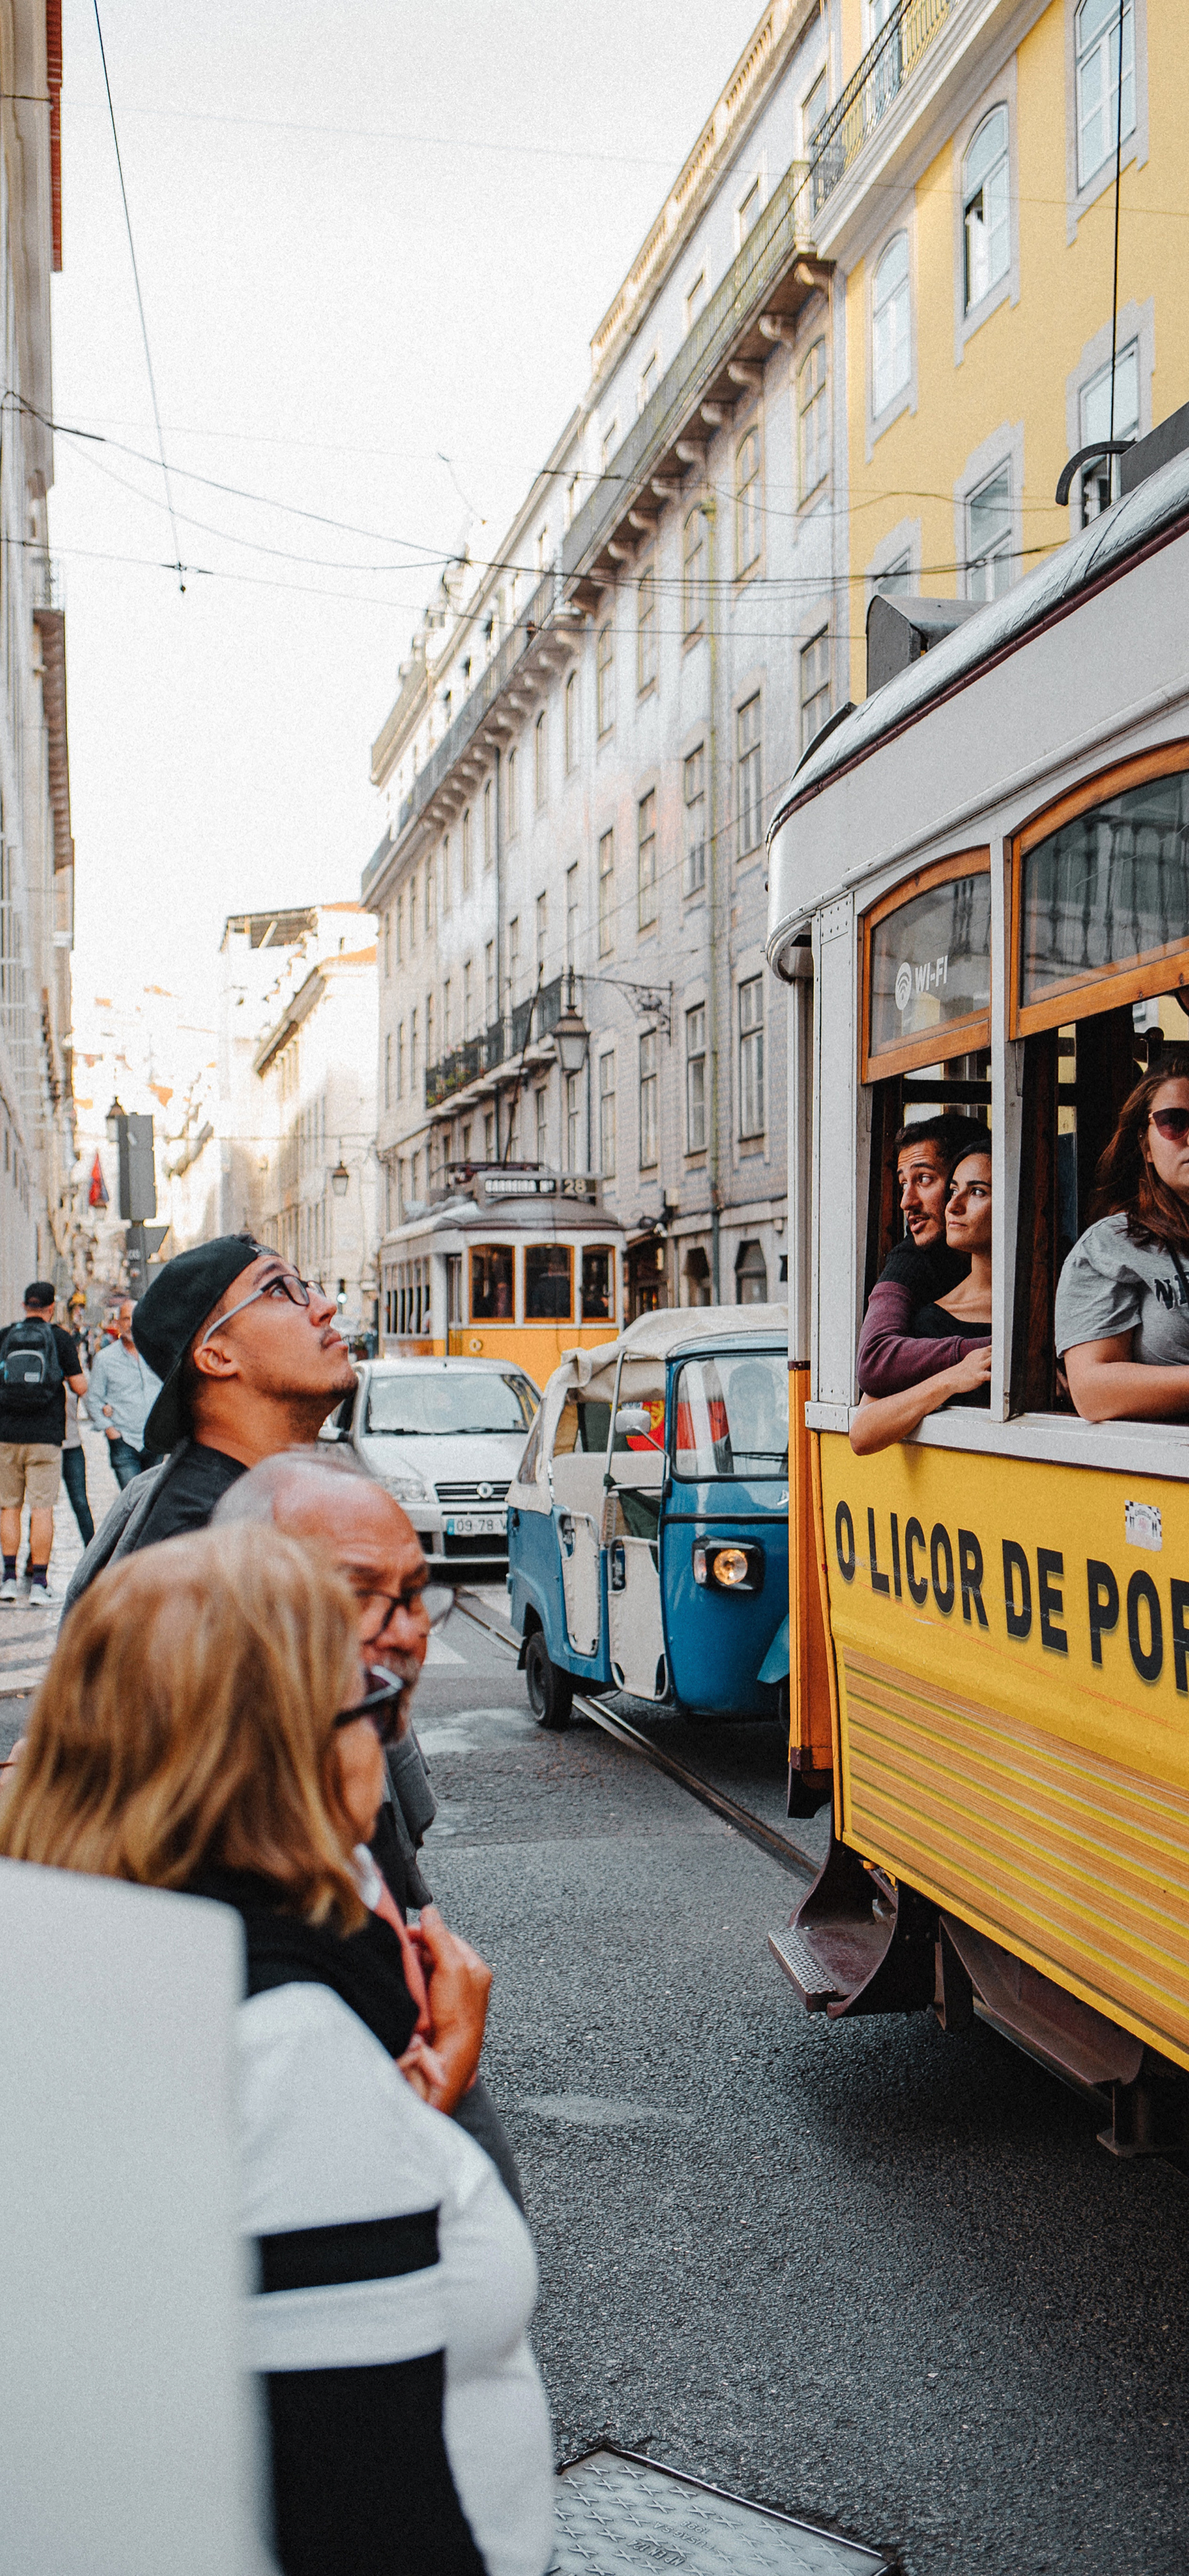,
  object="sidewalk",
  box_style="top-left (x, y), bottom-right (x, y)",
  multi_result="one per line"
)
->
top-left (0, 1420), bottom-right (126, 1704)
